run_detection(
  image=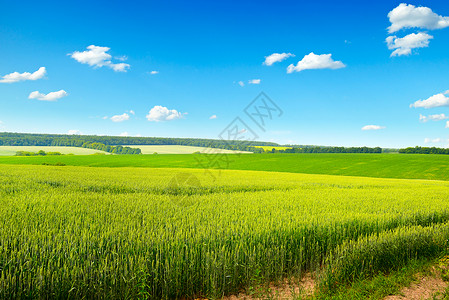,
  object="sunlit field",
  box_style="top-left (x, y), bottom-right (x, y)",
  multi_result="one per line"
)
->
top-left (0, 146), bottom-right (110, 155)
top-left (1, 153), bottom-right (449, 181)
top-left (2, 164), bottom-right (449, 298)
top-left (124, 145), bottom-right (251, 154)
